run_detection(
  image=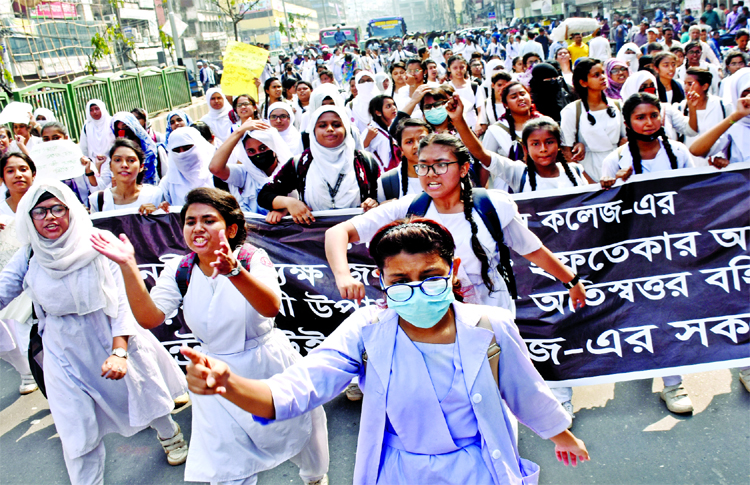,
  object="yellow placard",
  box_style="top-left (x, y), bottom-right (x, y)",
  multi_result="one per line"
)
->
top-left (220, 41), bottom-right (269, 101)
